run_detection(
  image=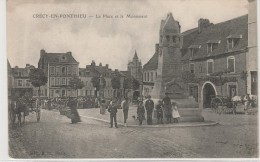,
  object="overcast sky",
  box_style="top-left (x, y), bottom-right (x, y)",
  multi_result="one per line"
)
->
top-left (7, 0), bottom-right (248, 71)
